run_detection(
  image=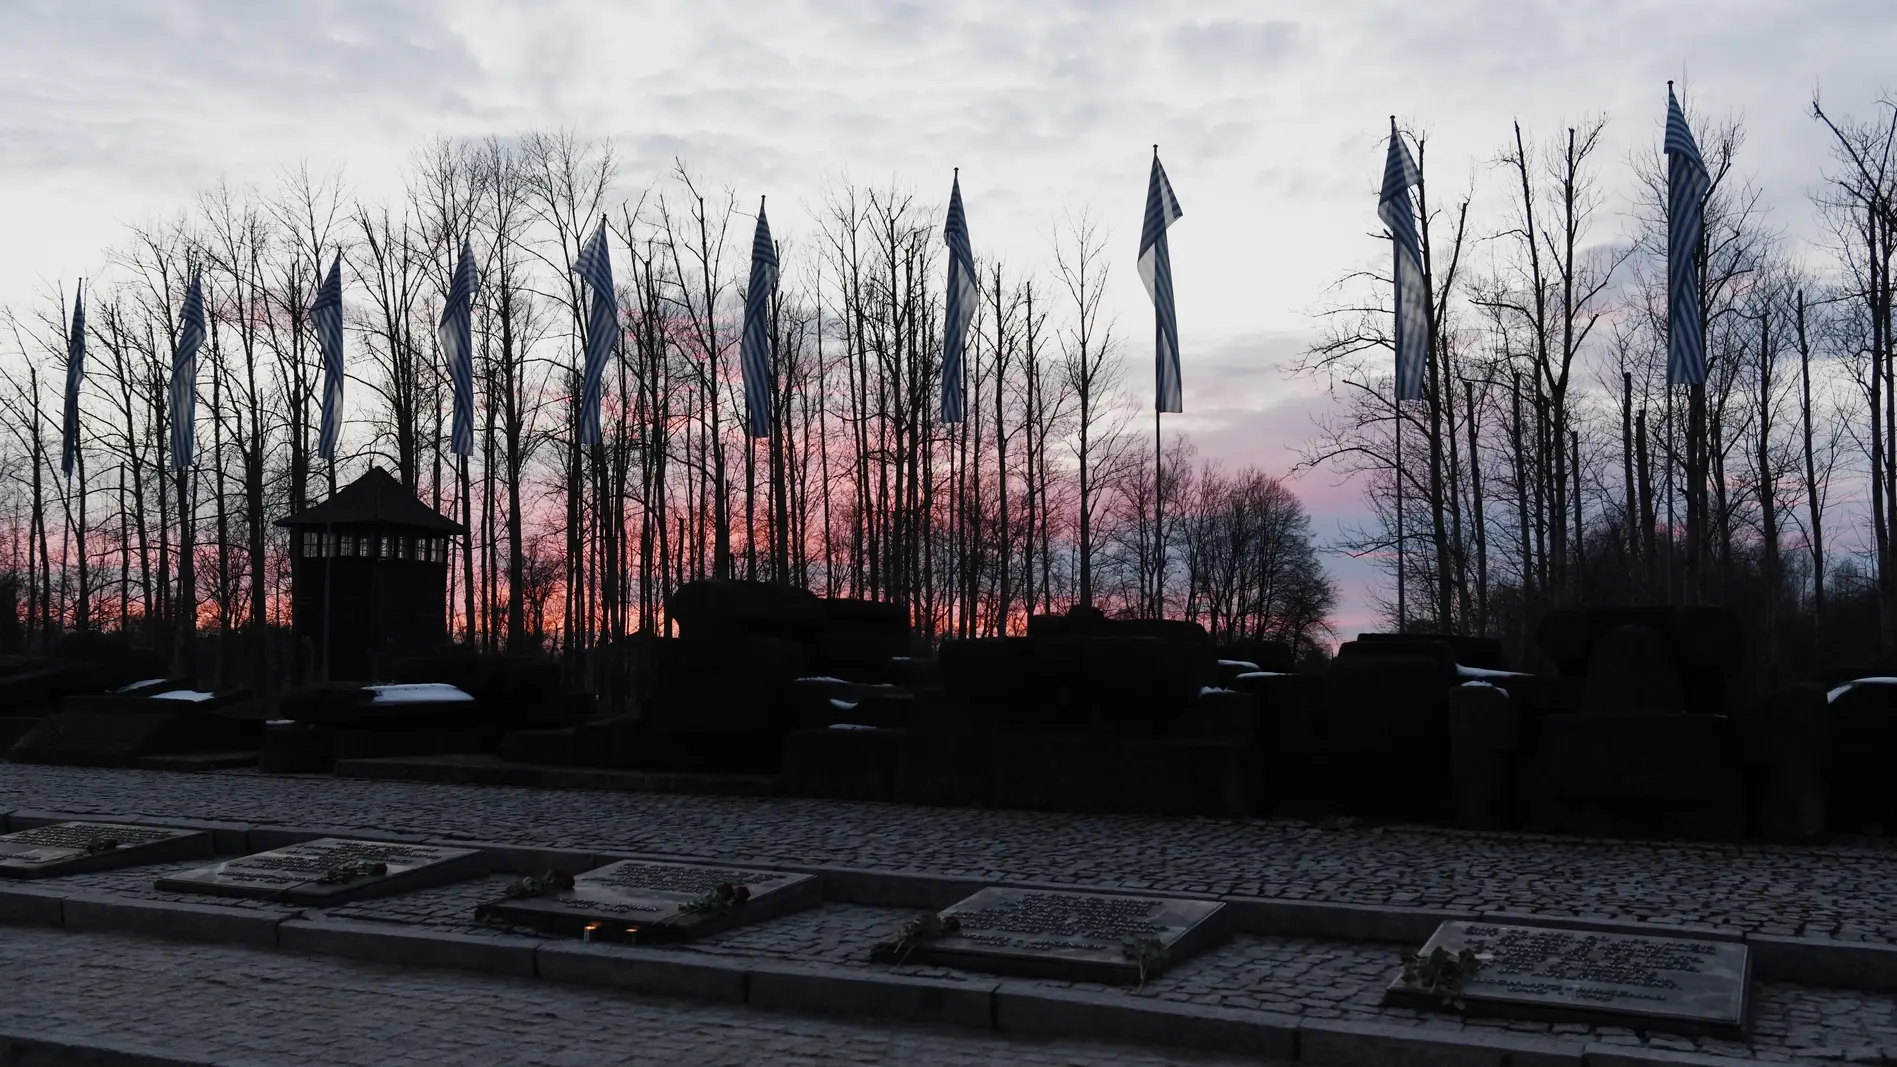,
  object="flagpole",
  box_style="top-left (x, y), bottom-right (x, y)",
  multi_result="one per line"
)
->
top-left (1154, 403), bottom-right (1163, 618)
top-left (1151, 144), bottom-right (1165, 621)
top-left (1395, 403), bottom-right (1405, 631)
